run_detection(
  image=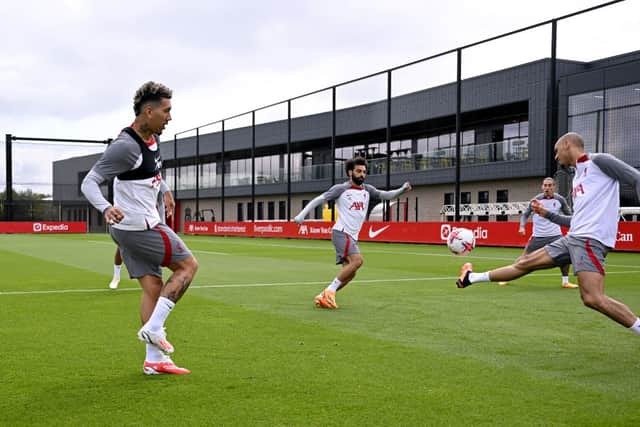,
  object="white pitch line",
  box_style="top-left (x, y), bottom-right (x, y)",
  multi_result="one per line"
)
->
top-left (2, 270), bottom-right (639, 296)
top-left (87, 239), bottom-right (228, 256)
top-left (181, 238), bottom-right (640, 266)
